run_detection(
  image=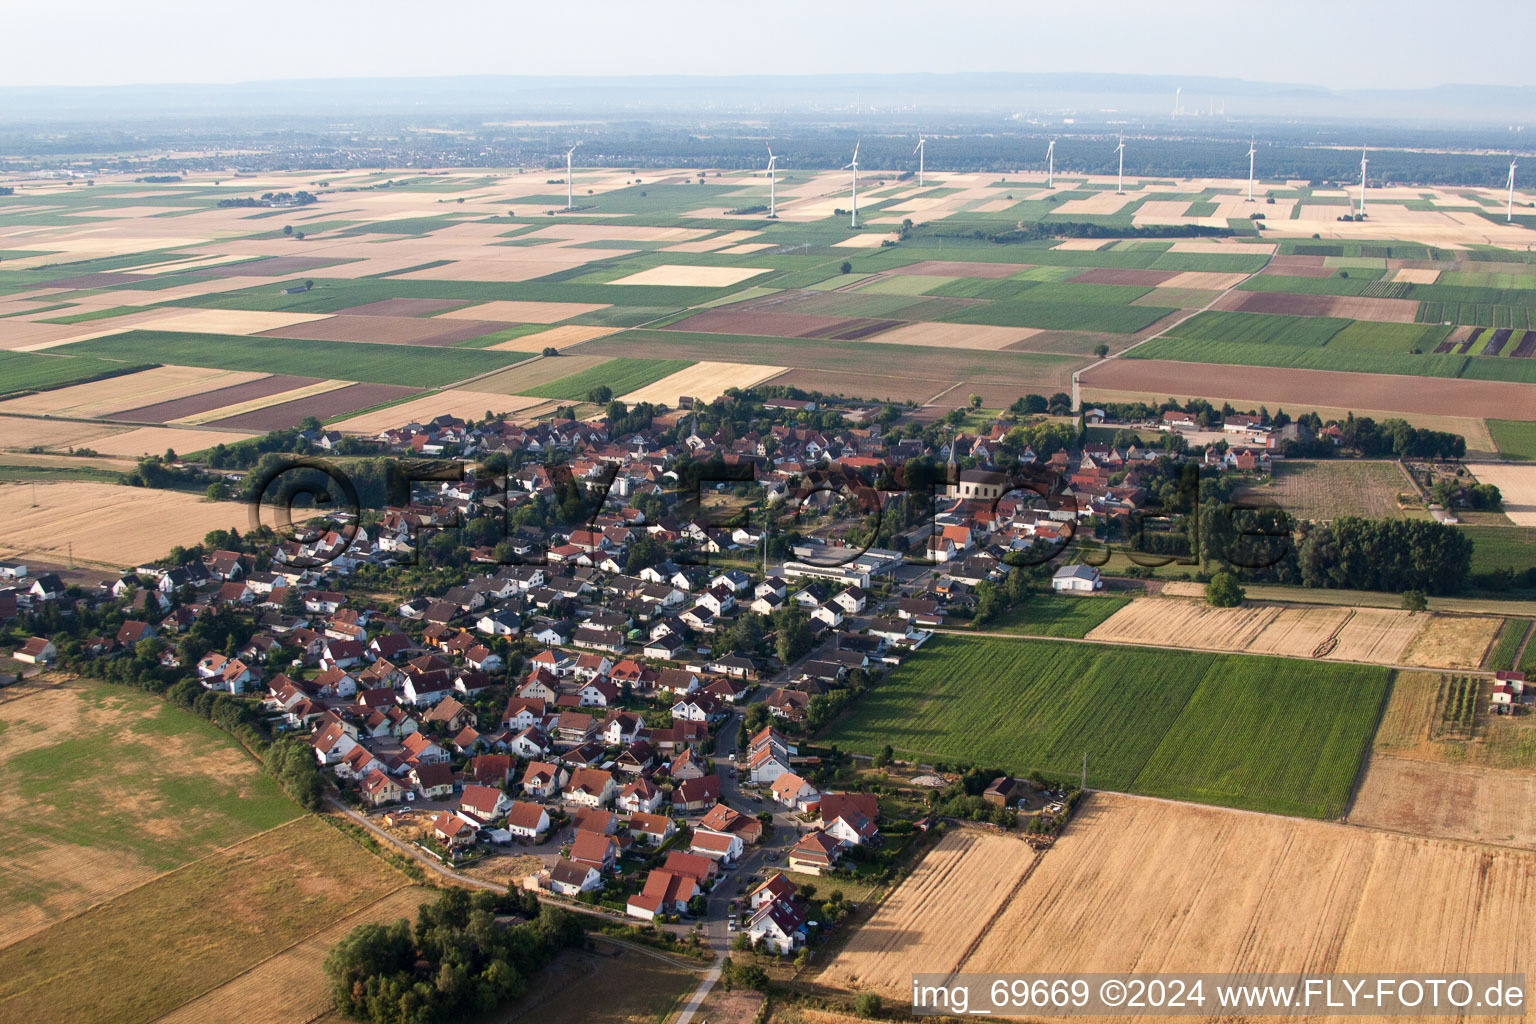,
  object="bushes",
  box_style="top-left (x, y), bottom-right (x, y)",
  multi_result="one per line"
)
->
top-left (265, 735), bottom-right (326, 811)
